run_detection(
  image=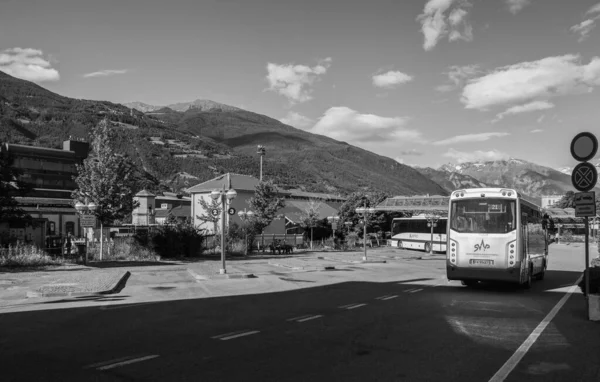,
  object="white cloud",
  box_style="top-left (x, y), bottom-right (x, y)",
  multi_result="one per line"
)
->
top-left (570, 3), bottom-right (600, 42)
top-left (312, 106), bottom-right (420, 143)
top-left (399, 149), bottom-right (424, 156)
top-left (433, 132), bottom-right (510, 146)
top-left (530, 129), bottom-right (544, 133)
top-left (444, 148), bottom-right (510, 163)
top-left (83, 69), bottom-right (129, 78)
top-left (416, 0), bottom-right (473, 51)
top-left (506, 0), bottom-right (531, 14)
top-left (493, 100), bottom-right (554, 122)
top-left (461, 54), bottom-right (600, 110)
top-left (536, 115), bottom-right (545, 123)
top-left (436, 64), bottom-right (480, 92)
top-left (372, 70), bottom-right (413, 88)
top-left (280, 111), bottom-right (313, 128)
top-left (0, 47), bottom-right (59, 82)
top-left (266, 58), bottom-right (332, 104)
